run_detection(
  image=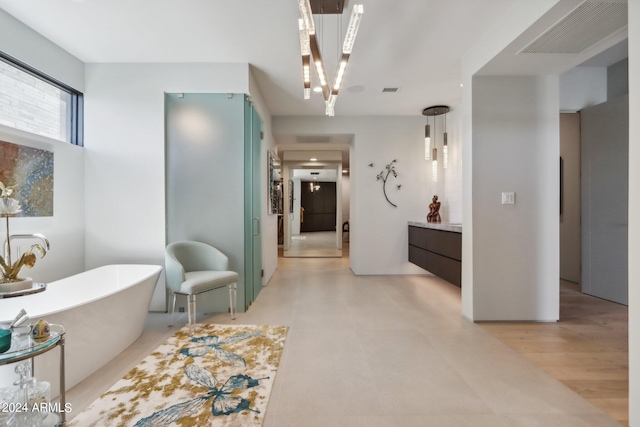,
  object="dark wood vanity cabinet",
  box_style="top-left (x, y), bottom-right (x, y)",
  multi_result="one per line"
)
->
top-left (408, 225), bottom-right (462, 287)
